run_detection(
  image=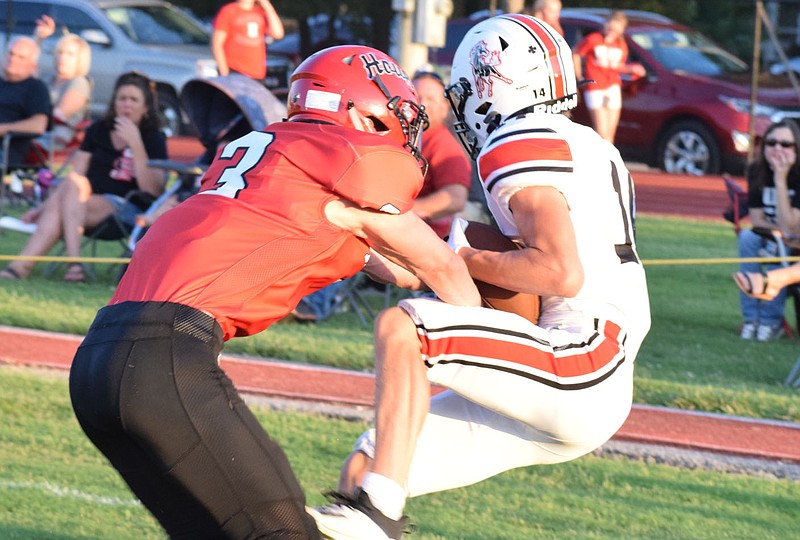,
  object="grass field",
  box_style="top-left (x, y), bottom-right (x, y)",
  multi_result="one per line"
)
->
top-left (1, 212), bottom-right (800, 538)
top-left (1, 367), bottom-right (798, 540)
